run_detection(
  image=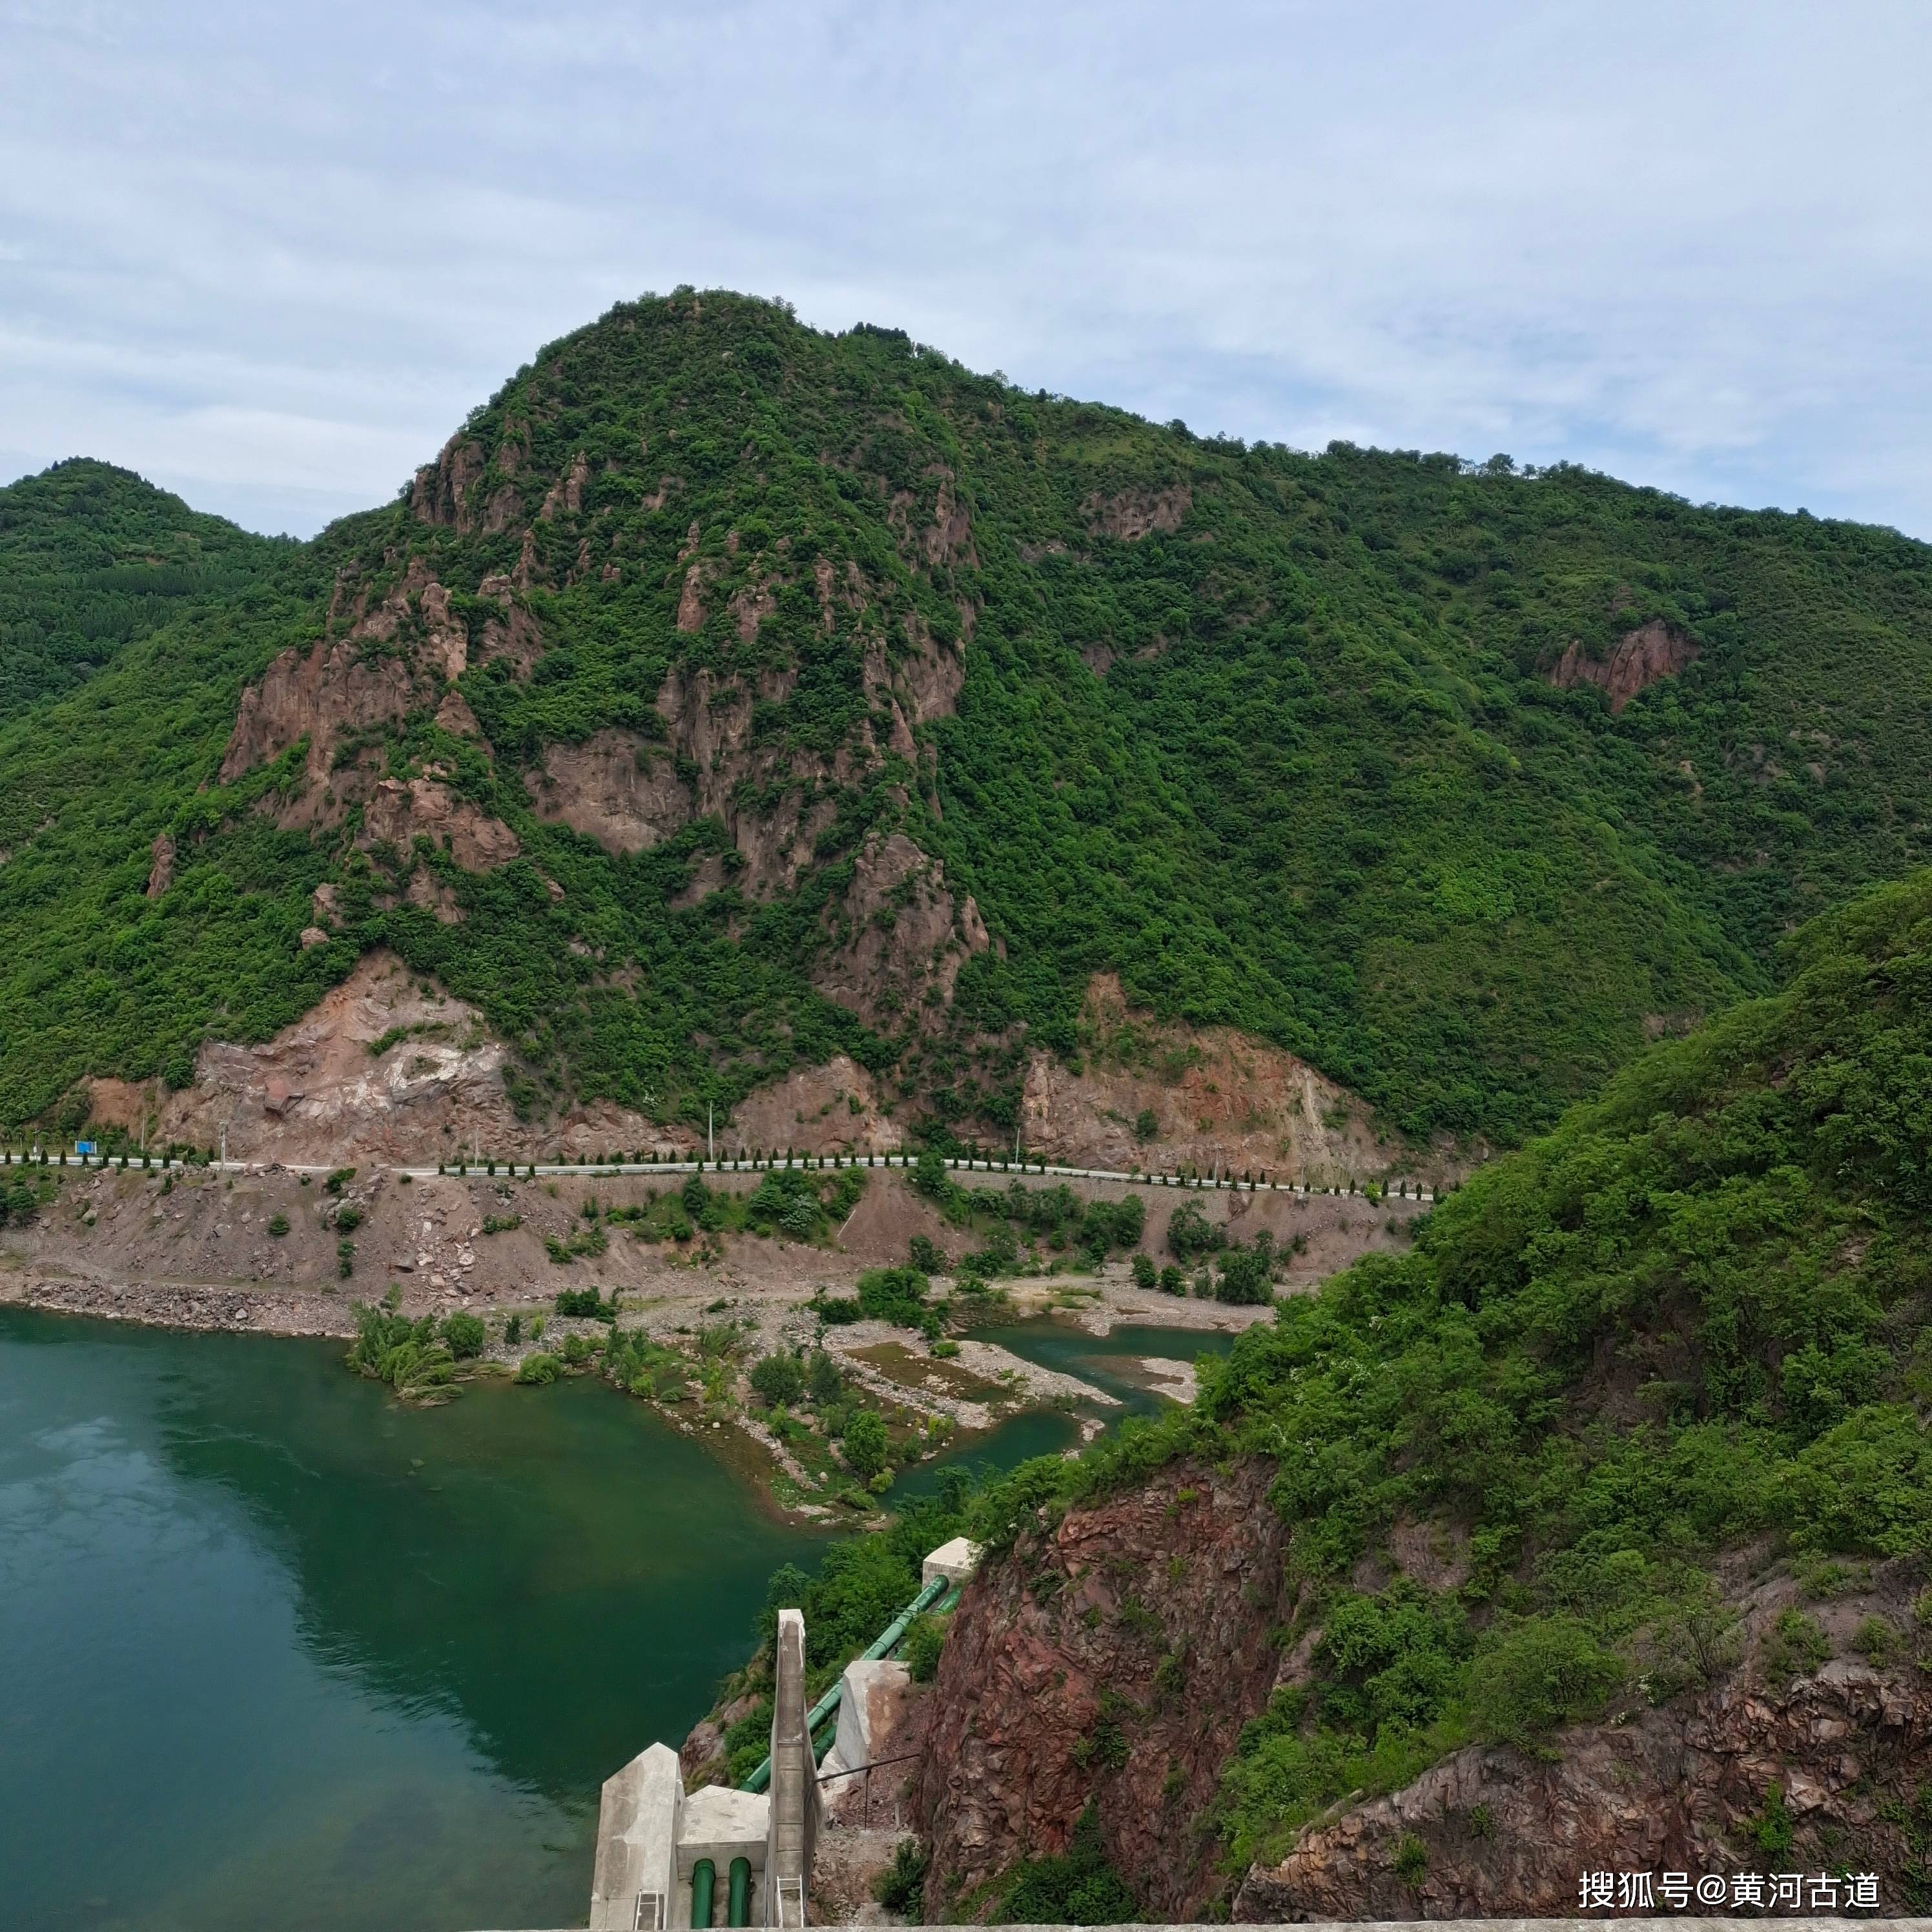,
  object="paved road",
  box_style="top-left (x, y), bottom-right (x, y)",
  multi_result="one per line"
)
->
top-left (20, 1148), bottom-right (1436, 1202)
